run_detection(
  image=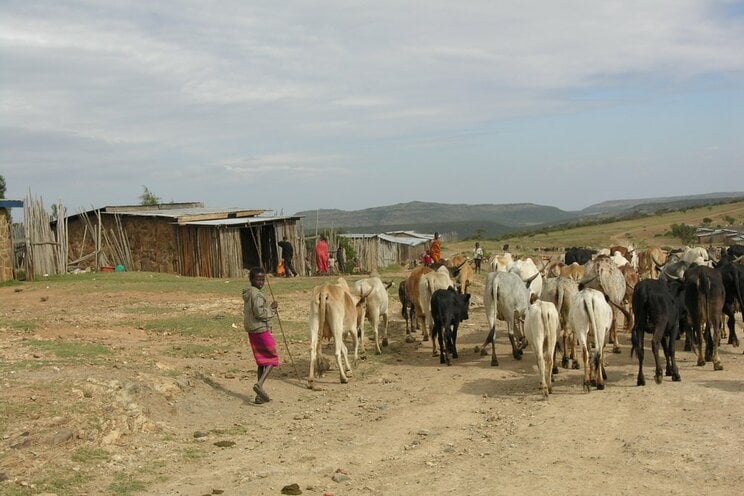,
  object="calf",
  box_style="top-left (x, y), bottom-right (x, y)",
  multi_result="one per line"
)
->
top-left (630, 279), bottom-right (684, 386)
top-left (353, 276), bottom-right (393, 355)
top-left (430, 287), bottom-right (471, 365)
top-left (419, 265), bottom-right (455, 356)
top-left (308, 278), bottom-right (365, 386)
top-left (684, 265), bottom-right (725, 370)
top-left (448, 255), bottom-right (474, 294)
top-left (541, 276), bottom-right (579, 370)
top-left (569, 288), bottom-right (613, 391)
top-left (523, 297), bottom-right (560, 398)
top-left (481, 271), bottom-right (530, 366)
